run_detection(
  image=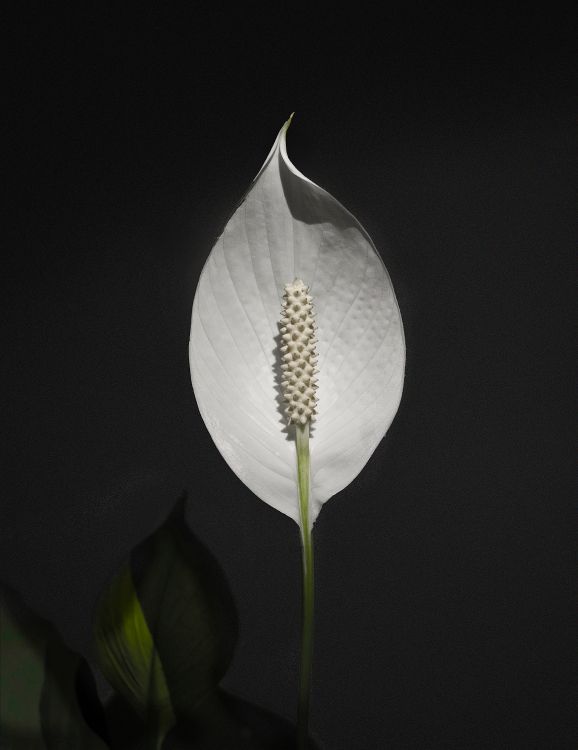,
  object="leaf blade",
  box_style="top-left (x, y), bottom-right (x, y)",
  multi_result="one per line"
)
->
top-left (93, 498), bottom-right (237, 736)
top-left (0, 586), bottom-right (108, 749)
top-left (94, 567), bottom-right (175, 744)
top-left (132, 501), bottom-right (237, 721)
